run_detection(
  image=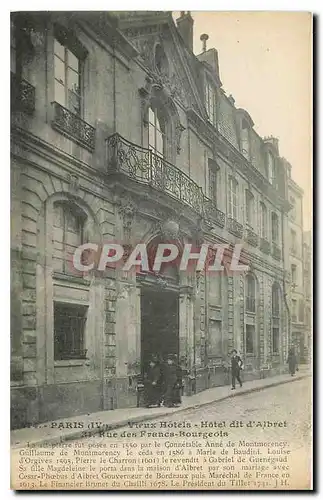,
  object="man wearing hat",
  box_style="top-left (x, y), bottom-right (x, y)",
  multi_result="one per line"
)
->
top-left (231, 349), bottom-right (243, 390)
top-left (163, 354), bottom-right (182, 407)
